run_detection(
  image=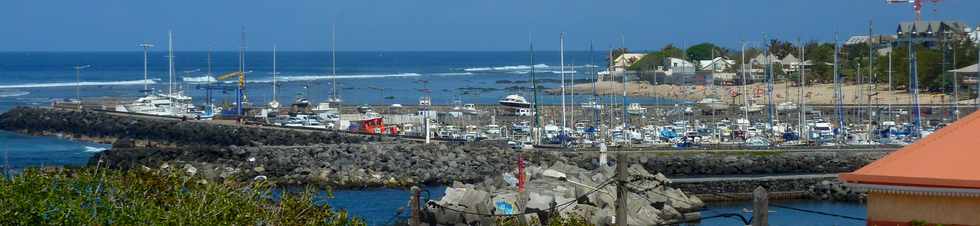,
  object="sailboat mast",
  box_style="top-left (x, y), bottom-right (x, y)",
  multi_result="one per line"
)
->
top-left (560, 32), bottom-right (567, 145)
top-left (590, 41), bottom-right (598, 141)
top-left (834, 33), bottom-right (846, 143)
top-left (799, 40), bottom-right (807, 143)
top-left (909, 30), bottom-right (923, 137)
top-left (237, 27), bottom-right (247, 116)
top-left (764, 34), bottom-right (775, 136)
top-left (531, 42), bottom-right (541, 144)
top-left (273, 44), bottom-right (278, 104)
top-left (168, 30), bottom-right (175, 114)
top-left (331, 24), bottom-right (338, 101)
